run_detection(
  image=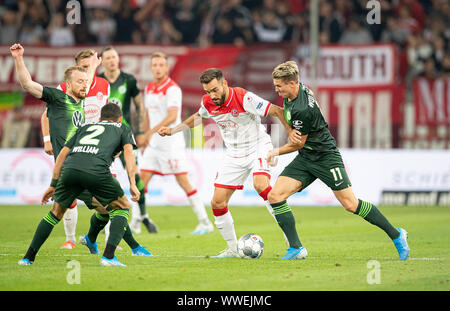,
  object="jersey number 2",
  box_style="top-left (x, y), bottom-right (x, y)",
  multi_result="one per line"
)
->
top-left (79, 125), bottom-right (105, 146)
